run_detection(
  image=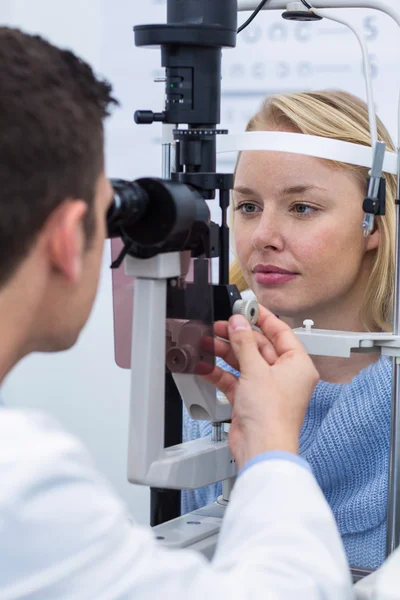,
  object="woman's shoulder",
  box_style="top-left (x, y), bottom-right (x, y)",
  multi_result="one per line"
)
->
top-left (351, 356), bottom-right (392, 389)
top-left (314, 356), bottom-right (392, 393)
top-left (310, 357), bottom-right (392, 421)
top-left (303, 356), bottom-right (392, 426)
